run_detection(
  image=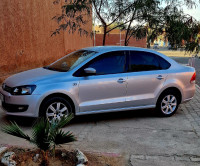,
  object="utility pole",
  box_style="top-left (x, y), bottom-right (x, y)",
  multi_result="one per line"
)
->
top-left (93, 7), bottom-right (96, 46)
top-left (120, 29), bottom-right (121, 46)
